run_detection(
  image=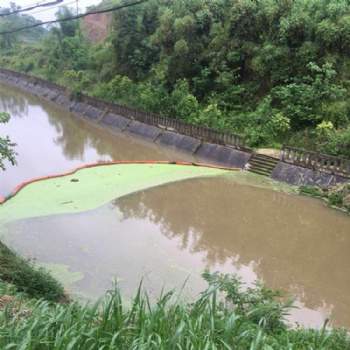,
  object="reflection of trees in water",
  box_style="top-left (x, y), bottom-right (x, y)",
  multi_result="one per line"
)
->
top-left (49, 113), bottom-right (90, 161)
top-left (2, 82), bottom-right (189, 166)
top-left (40, 102), bottom-right (171, 162)
top-left (114, 180), bottom-right (236, 267)
top-left (1, 83), bottom-right (119, 161)
top-left (113, 177), bottom-right (350, 322)
top-left (40, 103), bottom-right (118, 161)
top-left (0, 83), bottom-right (29, 117)
top-left (3, 82), bottom-right (193, 165)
